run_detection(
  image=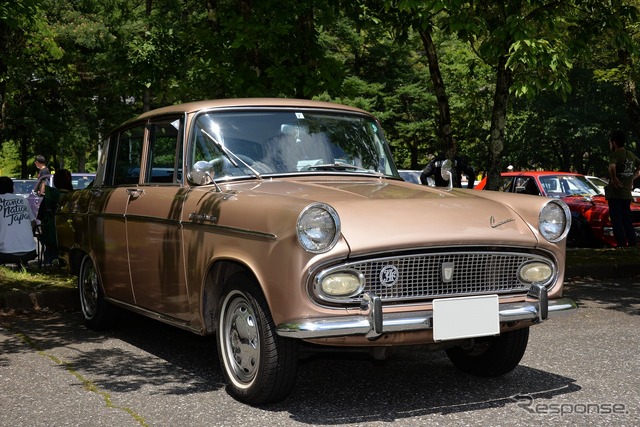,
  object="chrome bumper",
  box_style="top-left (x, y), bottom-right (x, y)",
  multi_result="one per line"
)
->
top-left (276, 285), bottom-right (577, 340)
